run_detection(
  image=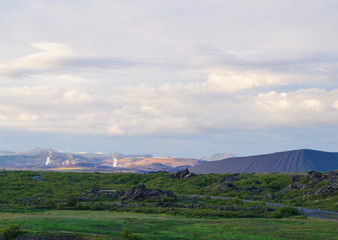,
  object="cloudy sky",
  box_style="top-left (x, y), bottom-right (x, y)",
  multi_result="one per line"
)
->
top-left (1, 0), bottom-right (338, 158)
